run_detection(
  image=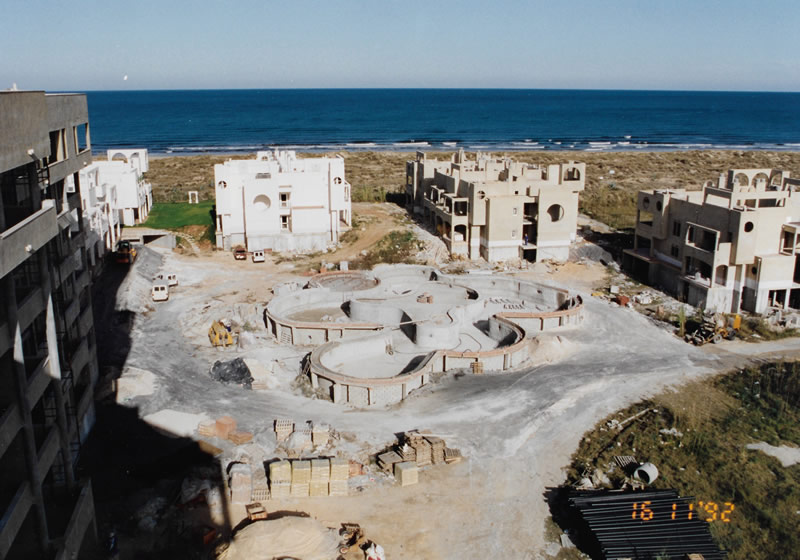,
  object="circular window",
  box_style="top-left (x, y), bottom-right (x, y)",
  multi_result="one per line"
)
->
top-left (547, 204), bottom-right (565, 222)
top-left (751, 266), bottom-right (758, 275)
top-left (218, 181), bottom-right (227, 188)
top-left (253, 194), bottom-right (271, 211)
top-left (643, 197), bottom-right (650, 209)
top-left (656, 201), bottom-right (663, 212)
top-left (744, 221), bottom-right (754, 232)
top-left (477, 191), bottom-right (486, 200)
